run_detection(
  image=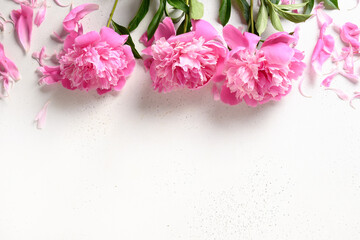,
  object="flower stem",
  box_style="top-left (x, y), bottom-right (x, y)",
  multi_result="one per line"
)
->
top-left (183, 0), bottom-right (190, 33)
top-left (250, 0), bottom-right (254, 34)
top-left (107, 0), bottom-right (119, 28)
